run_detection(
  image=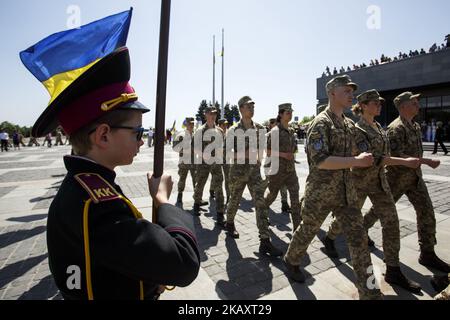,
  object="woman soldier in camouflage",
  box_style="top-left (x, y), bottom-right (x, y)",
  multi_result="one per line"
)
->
top-left (324, 89), bottom-right (422, 293)
top-left (264, 104), bottom-right (301, 232)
